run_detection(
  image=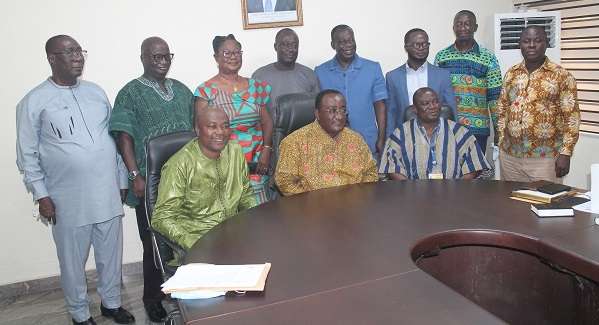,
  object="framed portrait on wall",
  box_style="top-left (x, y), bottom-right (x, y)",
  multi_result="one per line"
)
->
top-left (241, 0), bottom-right (303, 30)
